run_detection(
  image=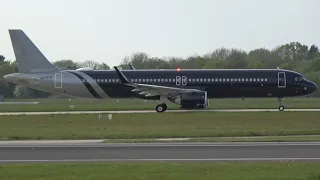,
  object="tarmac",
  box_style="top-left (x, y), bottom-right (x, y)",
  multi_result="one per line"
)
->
top-left (0, 141), bottom-right (320, 163)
